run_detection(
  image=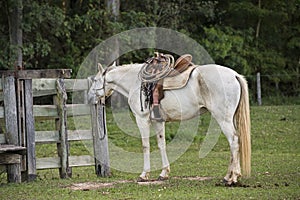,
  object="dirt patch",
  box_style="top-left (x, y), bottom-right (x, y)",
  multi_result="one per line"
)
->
top-left (137, 176), bottom-right (213, 185)
top-left (66, 180), bottom-right (133, 191)
top-left (137, 180), bottom-right (165, 185)
top-left (173, 176), bottom-right (213, 181)
top-left (66, 176), bottom-right (213, 191)
top-left (67, 182), bottom-right (115, 191)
